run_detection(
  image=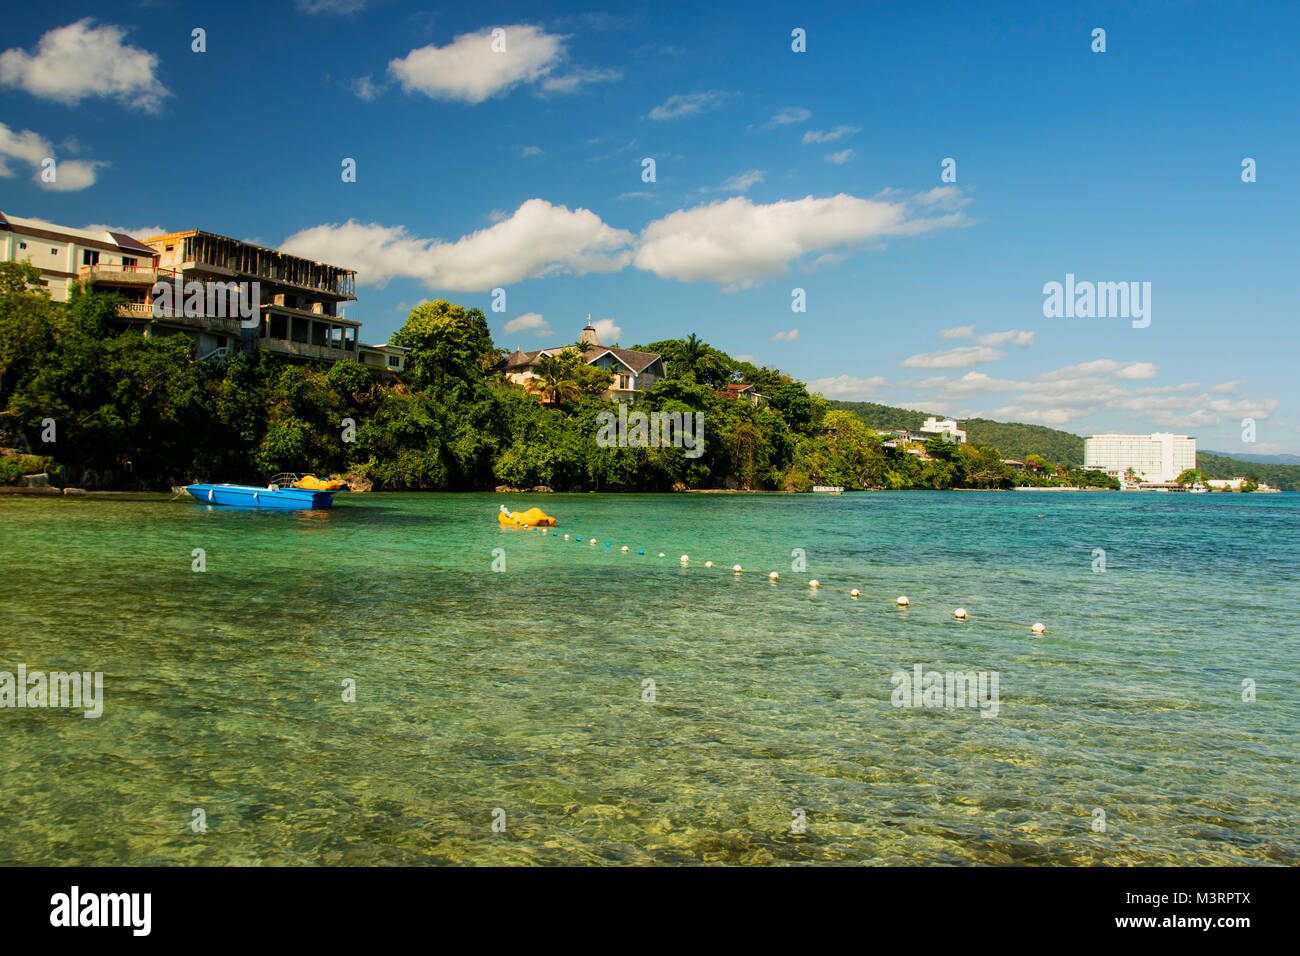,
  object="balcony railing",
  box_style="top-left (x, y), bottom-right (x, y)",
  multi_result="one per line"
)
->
top-left (253, 337), bottom-right (357, 362)
top-left (78, 263), bottom-right (176, 284)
